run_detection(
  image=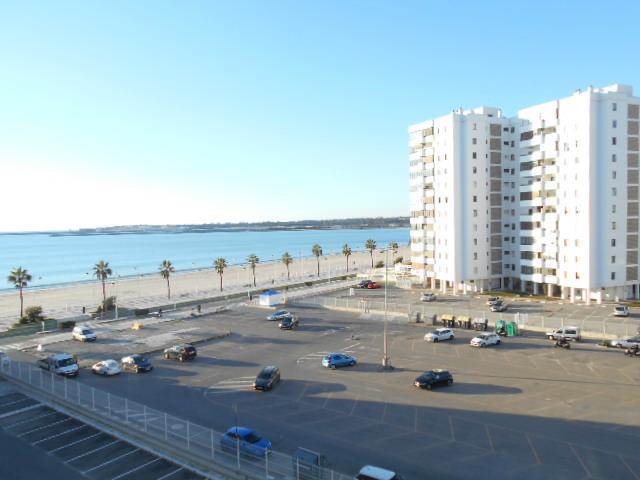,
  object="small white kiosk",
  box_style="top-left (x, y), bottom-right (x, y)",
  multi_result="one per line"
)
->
top-left (259, 289), bottom-right (284, 307)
